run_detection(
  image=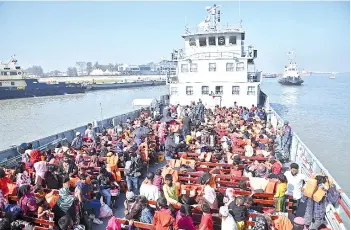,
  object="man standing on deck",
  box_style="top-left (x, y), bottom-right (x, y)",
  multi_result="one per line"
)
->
top-left (125, 150), bottom-right (143, 195)
top-left (284, 163), bottom-right (308, 212)
top-left (182, 113), bottom-right (191, 136)
top-left (85, 123), bottom-right (95, 140)
top-left (197, 100), bottom-right (205, 122)
top-left (281, 120), bottom-right (292, 161)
